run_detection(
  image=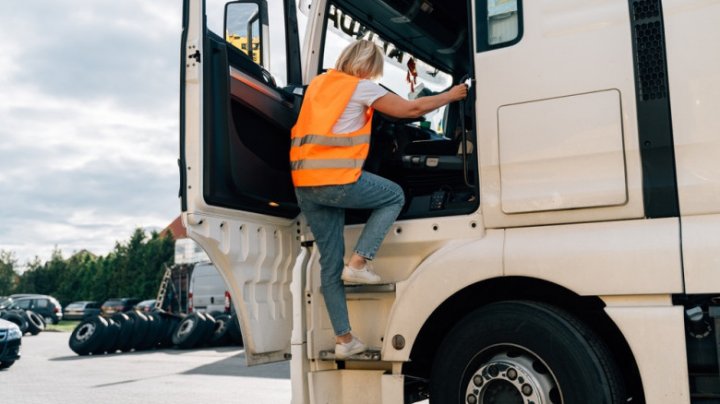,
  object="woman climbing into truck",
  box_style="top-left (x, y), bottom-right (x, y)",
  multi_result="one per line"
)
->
top-left (290, 39), bottom-right (467, 359)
